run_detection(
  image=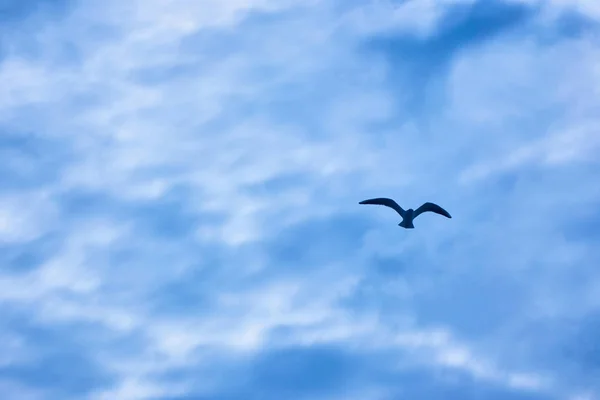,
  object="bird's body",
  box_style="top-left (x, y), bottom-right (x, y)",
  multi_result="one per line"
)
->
top-left (359, 197), bottom-right (451, 229)
top-left (399, 208), bottom-right (416, 229)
